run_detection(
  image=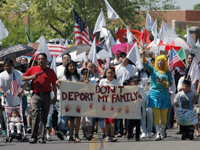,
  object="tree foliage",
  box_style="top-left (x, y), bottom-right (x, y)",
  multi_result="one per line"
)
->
top-left (193, 3), bottom-right (200, 10)
top-left (0, 0), bottom-right (180, 48)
